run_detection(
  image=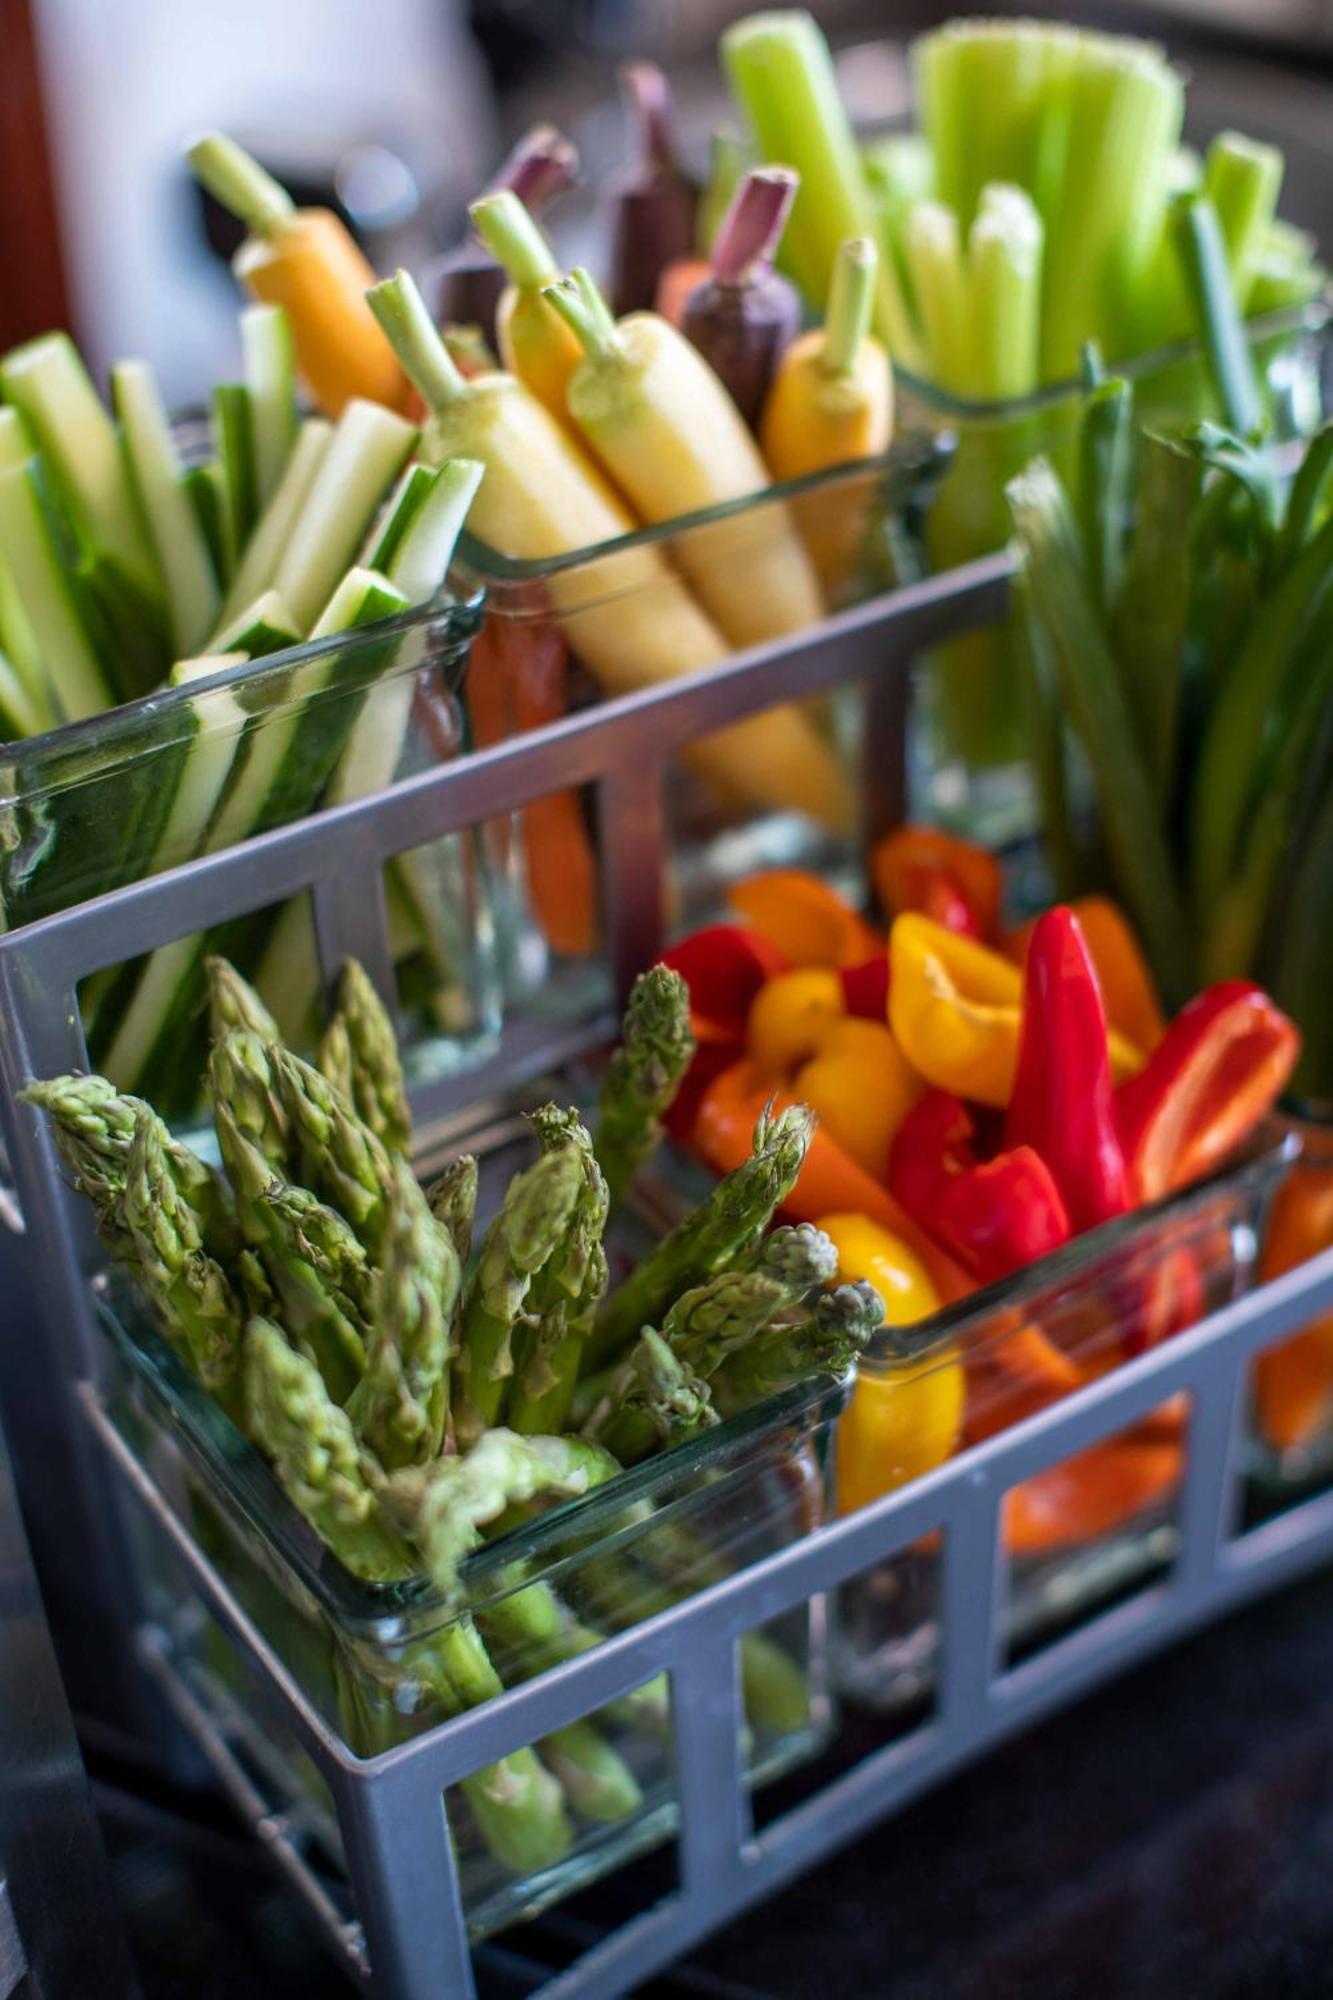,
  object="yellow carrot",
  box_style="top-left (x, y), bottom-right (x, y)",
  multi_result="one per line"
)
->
top-left (366, 270), bottom-right (849, 832)
top-left (188, 133), bottom-right (407, 418)
top-left (469, 191), bottom-right (583, 426)
top-left (760, 237), bottom-right (893, 597)
top-left (542, 268), bottom-right (825, 648)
